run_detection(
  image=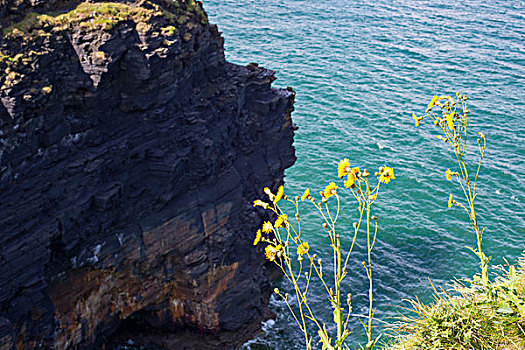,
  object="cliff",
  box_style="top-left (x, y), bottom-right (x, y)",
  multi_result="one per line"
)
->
top-left (0, 1), bottom-right (296, 348)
